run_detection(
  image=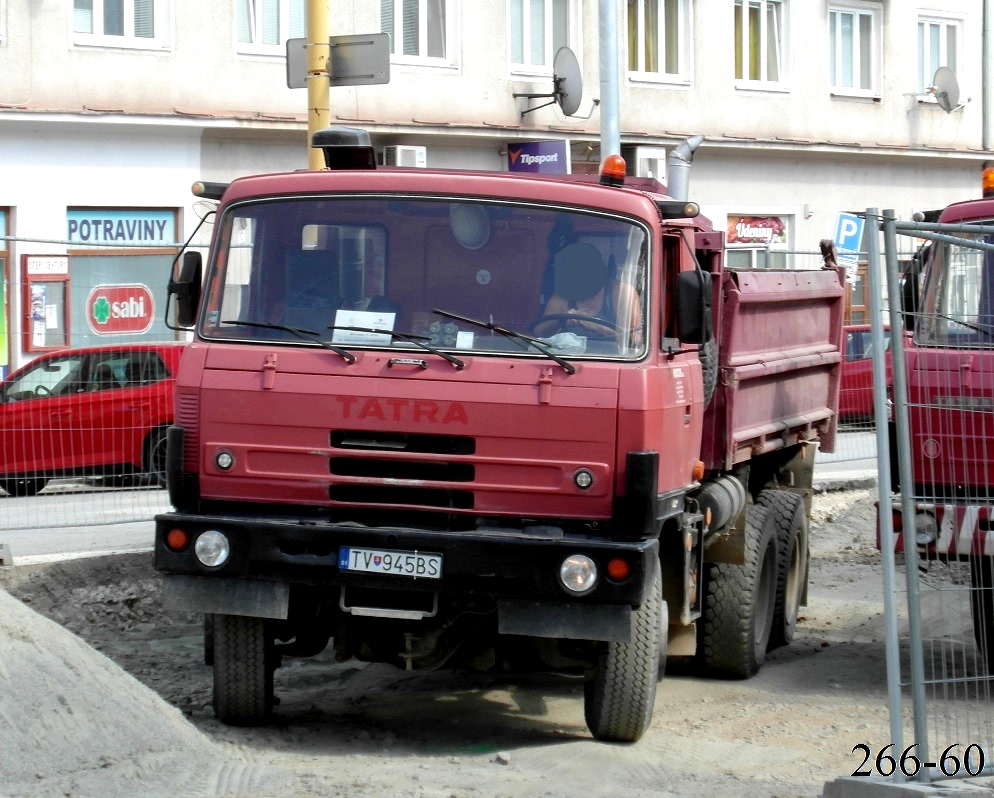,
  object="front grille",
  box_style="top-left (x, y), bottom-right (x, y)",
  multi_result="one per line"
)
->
top-left (330, 484), bottom-right (474, 509)
top-left (330, 457), bottom-right (474, 482)
top-left (331, 429), bottom-right (475, 455)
